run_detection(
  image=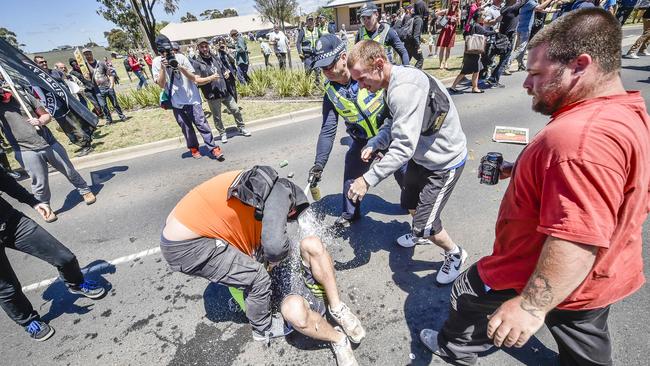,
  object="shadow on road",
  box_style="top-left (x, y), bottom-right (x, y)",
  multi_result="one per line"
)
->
top-left (40, 259), bottom-right (115, 323)
top-left (202, 283), bottom-right (248, 325)
top-left (55, 165), bottom-right (128, 215)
